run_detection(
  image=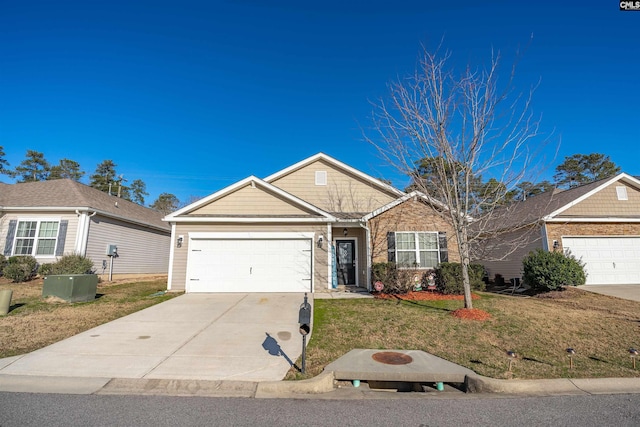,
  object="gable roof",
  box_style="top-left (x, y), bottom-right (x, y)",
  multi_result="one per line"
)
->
top-left (263, 152), bottom-right (405, 198)
top-left (165, 176), bottom-right (337, 222)
top-left (362, 190), bottom-right (449, 221)
top-left (0, 179), bottom-right (169, 231)
top-left (485, 173), bottom-right (640, 230)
